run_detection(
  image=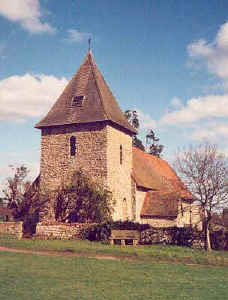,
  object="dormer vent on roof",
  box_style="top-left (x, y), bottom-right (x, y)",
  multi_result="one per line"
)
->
top-left (35, 51), bottom-right (136, 135)
top-left (71, 95), bottom-right (84, 107)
